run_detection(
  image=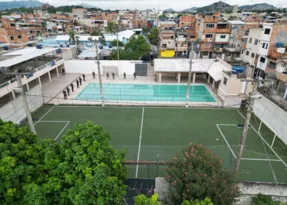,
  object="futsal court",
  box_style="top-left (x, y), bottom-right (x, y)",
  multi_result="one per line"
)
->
top-left (30, 105), bottom-right (287, 184)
